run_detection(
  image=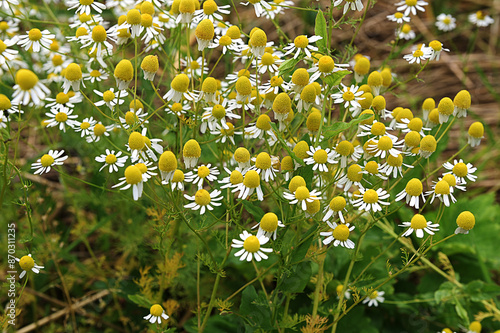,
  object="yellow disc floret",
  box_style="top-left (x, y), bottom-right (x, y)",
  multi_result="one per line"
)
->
top-left (19, 255), bottom-right (35, 271)
top-left (194, 189), bottom-right (211, 205)
top-left (288, 176), bottom-right (306, 192)
top-left (243, 170), bottom-right (260, 188)
top-left (196, 19), bottom-right (215, 41)
top-left (128, 131), bottom-right (145, 150)
top-left (410, 214), bottom-right (427, 229)
top-left (114, 59), bottom-right (134, 82)
top-left (40, 154), bottom-right (55, 167)
top-left (172, 73), bottom-right (190, 92)
top-left (468, 122), bottom-right (484, 138)
top-left (234, 147), bottom-right (250, 163)
top-left (183, 139), bottom-right (201, 158)
top-left (159, 151), bottom-right (177, 172)
top-left (333, 224), bottom-right (350, 241)
top-left (363, 189), bottom-right (378, 204)
top-left (243, 235), bottom-right (260, 252)
top-left (260, 213), bottom-right (278, 232)
top-left (405, 178), bottom-right (423, 196)
top-left (124, 165), bottom-right (143, 185)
